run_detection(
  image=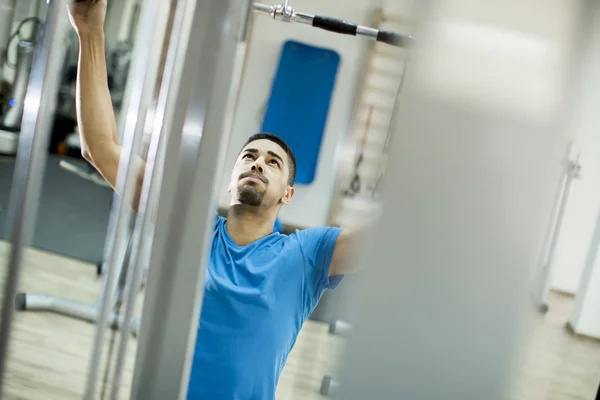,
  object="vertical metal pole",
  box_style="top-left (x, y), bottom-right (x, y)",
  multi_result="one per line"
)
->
top-left (109, 0), bottom-right (190, 397)
top-left (128, 1), bottom-right (249, 399)
top-left (536, 149), bottom-right (581, 311)
top-left (82, 0), bottom-right (172, 397)
top-left (0, 0), bottom-right (68, 396)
